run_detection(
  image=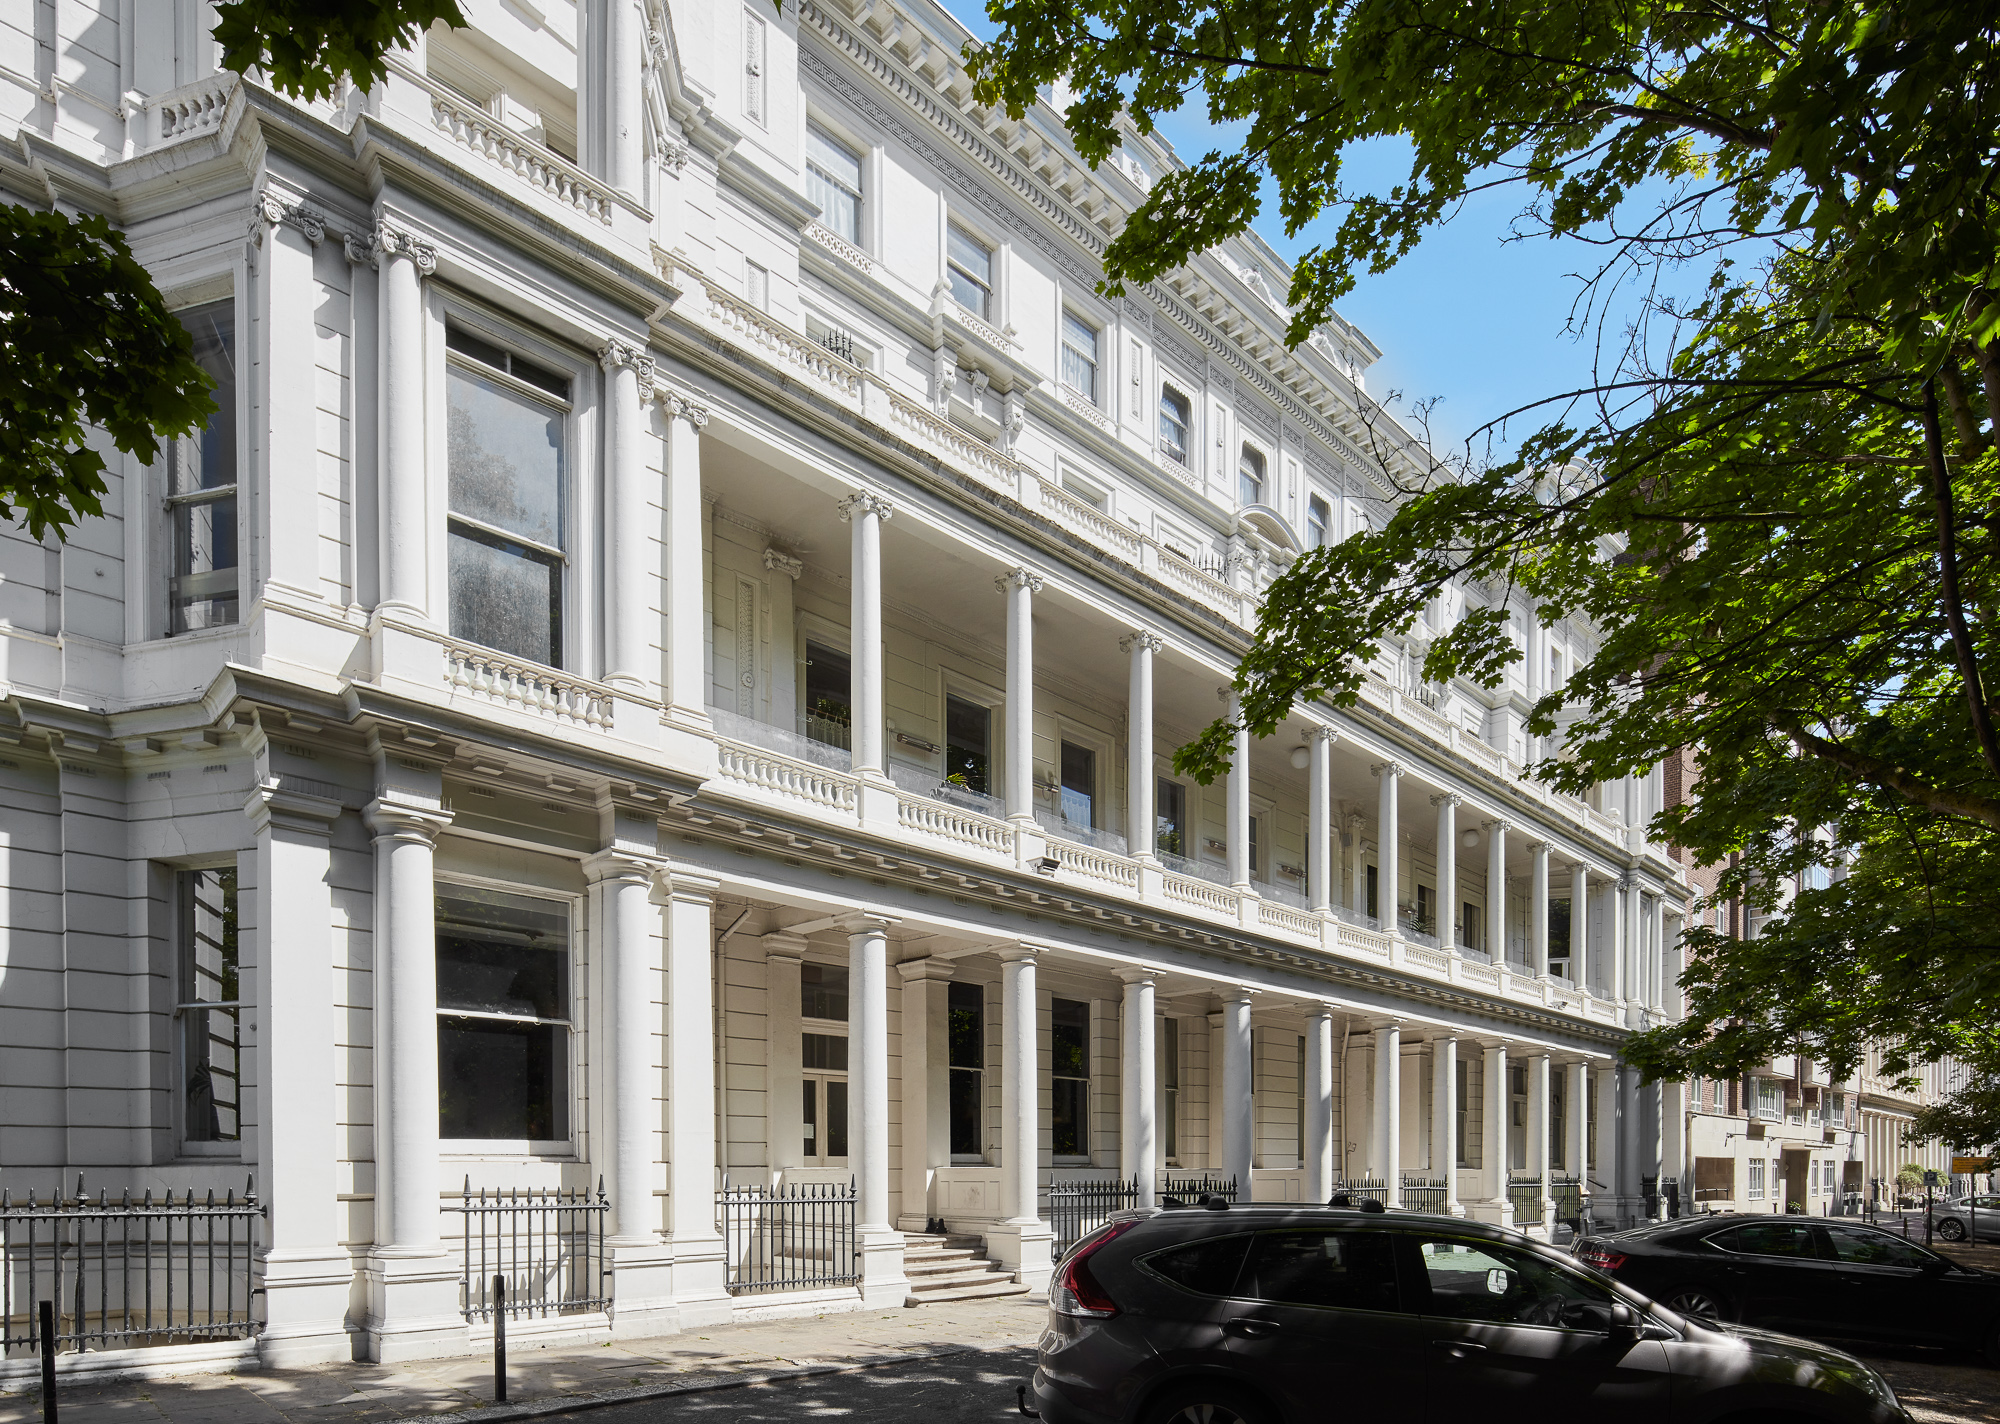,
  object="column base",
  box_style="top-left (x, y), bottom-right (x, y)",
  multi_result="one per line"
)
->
top-left (668, 1232), bottom-right (734, 1328)
top-left (1463, 1200), bottom-right (1516, 1230)
top-left (857, 1225), bottom-right (908, 1308)
top-left (361, 1250), bottom-right (468, 1363)
top-left (856, 773), bottom-right (899, 833)
top-left (608, 1241), bottom-right (679, 1339)
top-left (985, 1219), bottom-right (1055, 1295)
top-left (257, 1247), bottom-right (358, 1367)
